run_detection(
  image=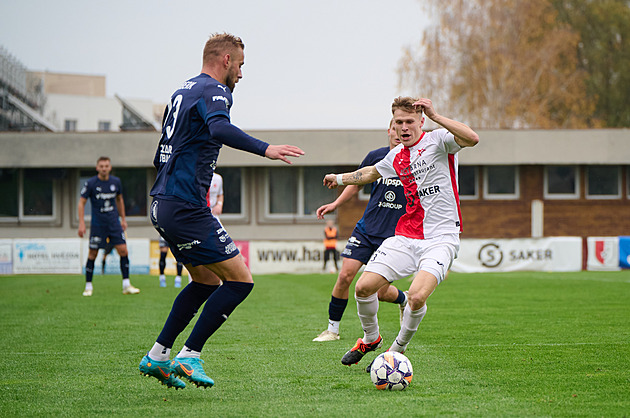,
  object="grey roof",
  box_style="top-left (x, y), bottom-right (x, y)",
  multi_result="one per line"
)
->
top-left (1, 128), bottom-right (629, 168)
